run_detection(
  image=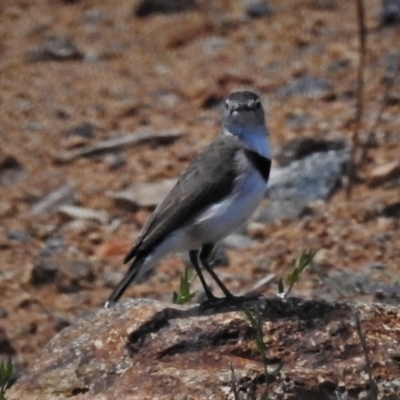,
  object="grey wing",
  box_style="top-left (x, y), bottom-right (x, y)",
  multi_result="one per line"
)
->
top-left (123, 135), bottom-right (241, 263)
